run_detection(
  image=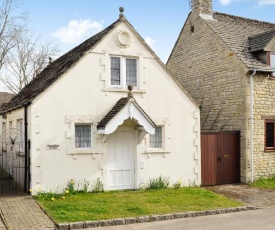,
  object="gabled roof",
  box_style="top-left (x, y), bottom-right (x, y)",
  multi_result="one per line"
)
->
top-left (248, 30), bottom-right (275, 52)
top-left (0, 92), bottom-right (14, 107)
top-left (203, 12), bottom-right (275, 71)
top-left (1, 12), bottom-right (199, 114)
top-left (0, 19), bottom-right (120, 114)
top-left (97, 95), bottom-right (156, 135)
